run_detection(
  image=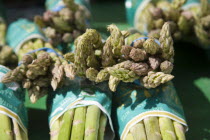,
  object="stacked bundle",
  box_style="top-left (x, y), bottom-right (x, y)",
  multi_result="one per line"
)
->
top-left (65, 22), bottom-right (174, 92)
top-left (35, 0), bottom-right (90, 47)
